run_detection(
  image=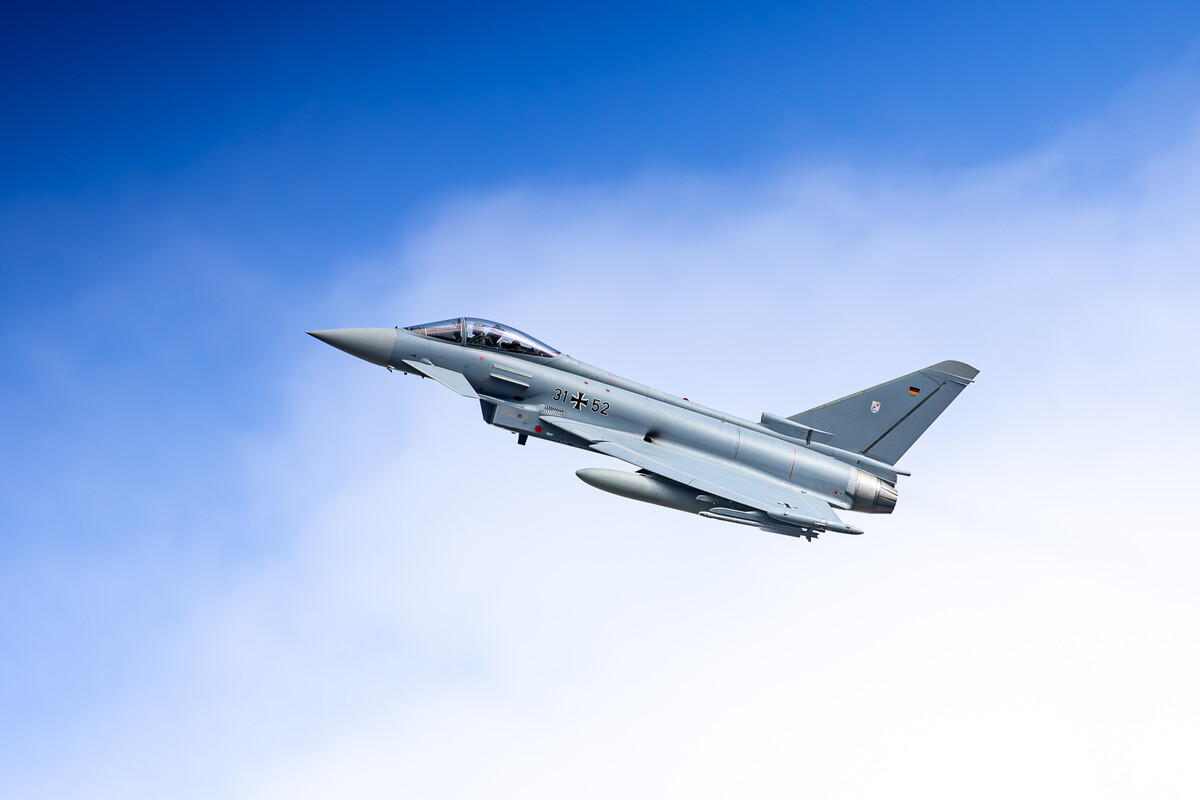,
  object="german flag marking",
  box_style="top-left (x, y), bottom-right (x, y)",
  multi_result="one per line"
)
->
top-left (908, 386), bottom-right (920, 396)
